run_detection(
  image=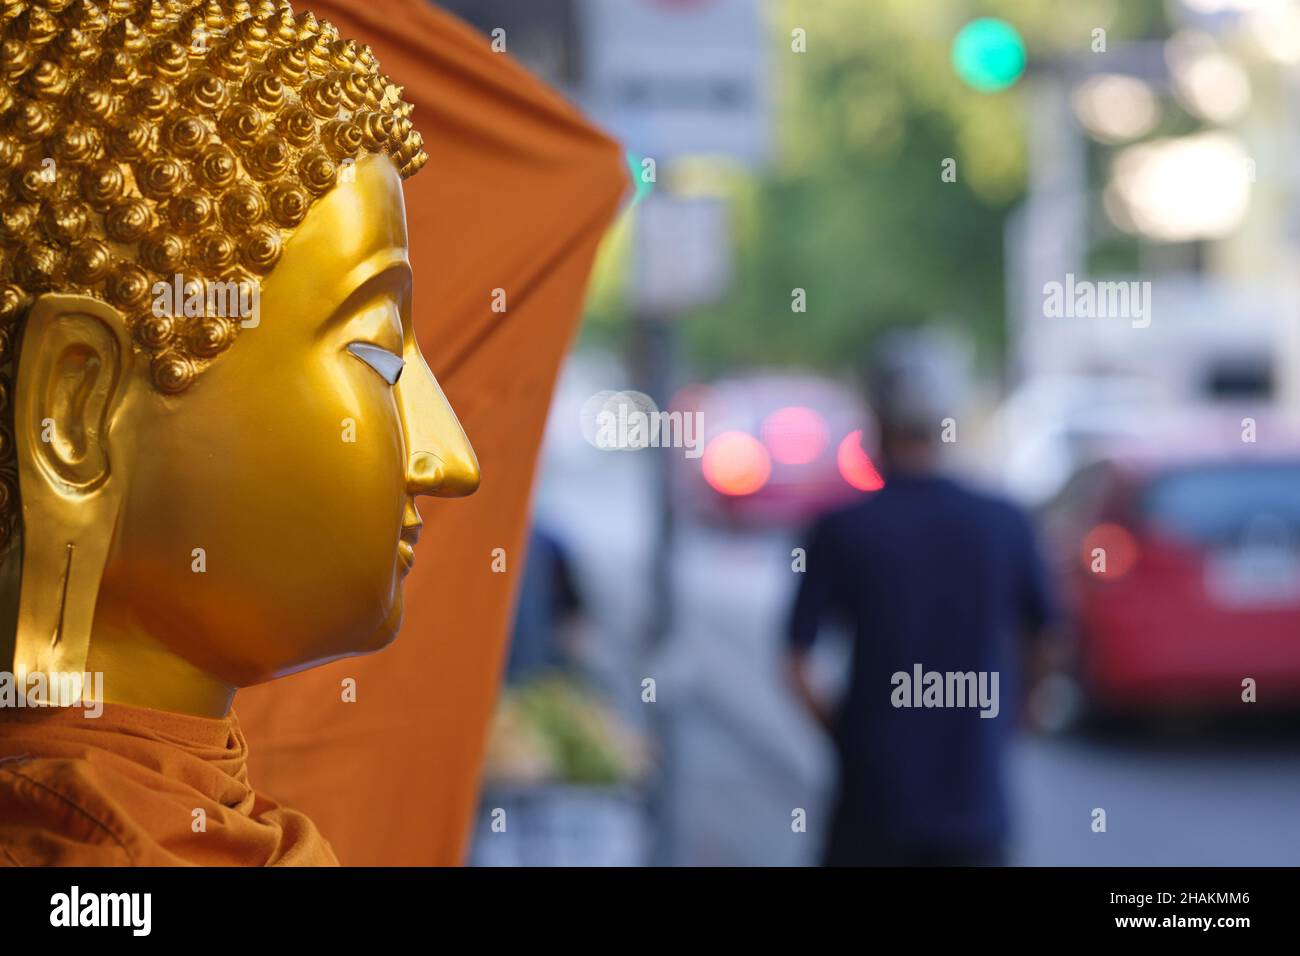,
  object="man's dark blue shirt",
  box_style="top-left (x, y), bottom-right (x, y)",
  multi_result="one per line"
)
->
top-left (789, 472), bottom-right (1055, 861)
